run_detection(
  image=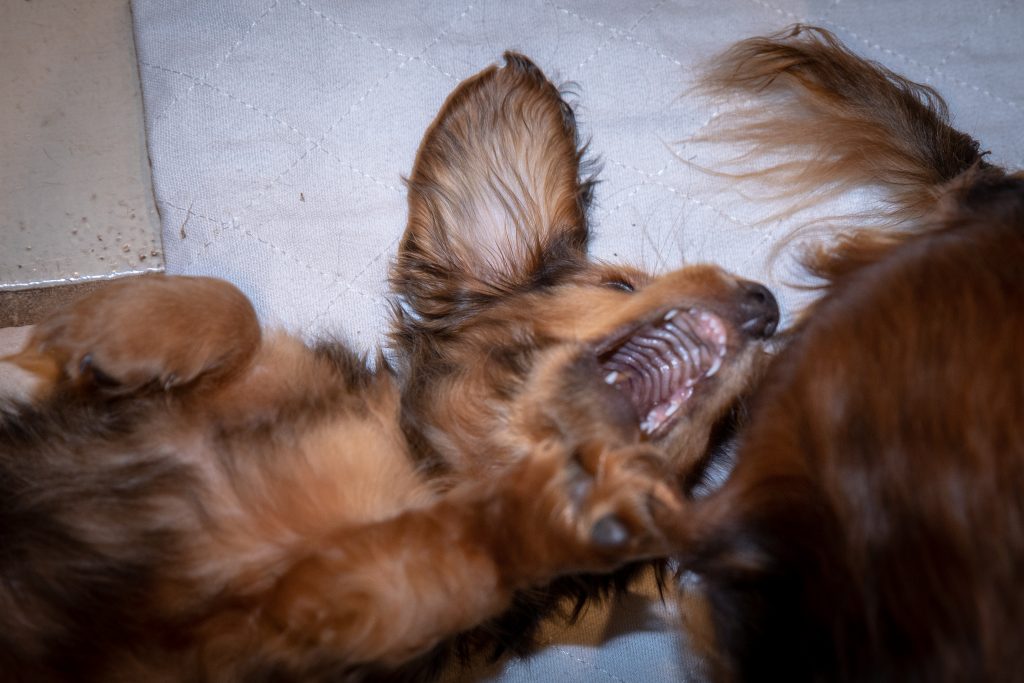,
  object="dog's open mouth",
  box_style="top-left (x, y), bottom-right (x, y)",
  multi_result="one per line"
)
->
top-left (597, 308), bottom-right (728, 437)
